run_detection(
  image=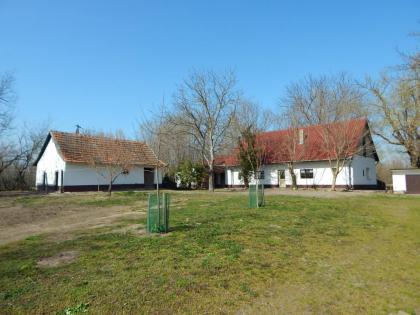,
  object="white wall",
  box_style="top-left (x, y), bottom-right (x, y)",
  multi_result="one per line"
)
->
top-left (64, 164), bottom-right (163, 186)
top-left (225, 156), bottom-right (377, 188)
top-left (351, 155), bottom-right (377, 186)
top-left (35, 138), bottom-right (66, 186)
top-left (226, 168), bottom-right (244, 186)
top-left (291, 160), bottom-right (351, 187)
top-left (392, 174), bottom-right (406, 192)
top-left (64, 164), bottom-right (144, 186)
